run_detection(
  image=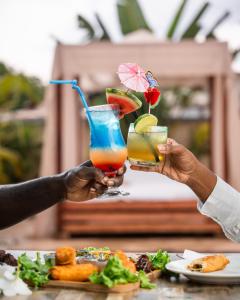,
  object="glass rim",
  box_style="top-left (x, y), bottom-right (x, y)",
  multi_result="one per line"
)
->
top-left (88, 104), bottom-right (119, 112)
top-left (129, 123), bottom-right (168, 133)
